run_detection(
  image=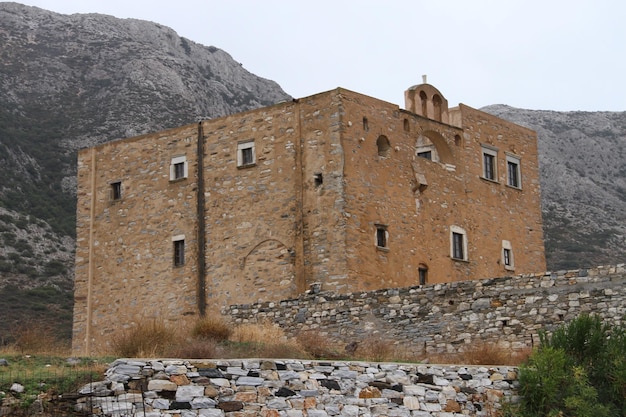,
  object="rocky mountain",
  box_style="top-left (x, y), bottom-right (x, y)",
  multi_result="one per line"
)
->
top-left (0, 2), bottom-right (290, 340)
top-left (482, 105), bottom-right (626, 270)
top-left (0, 2), bottom-right (624, 343)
